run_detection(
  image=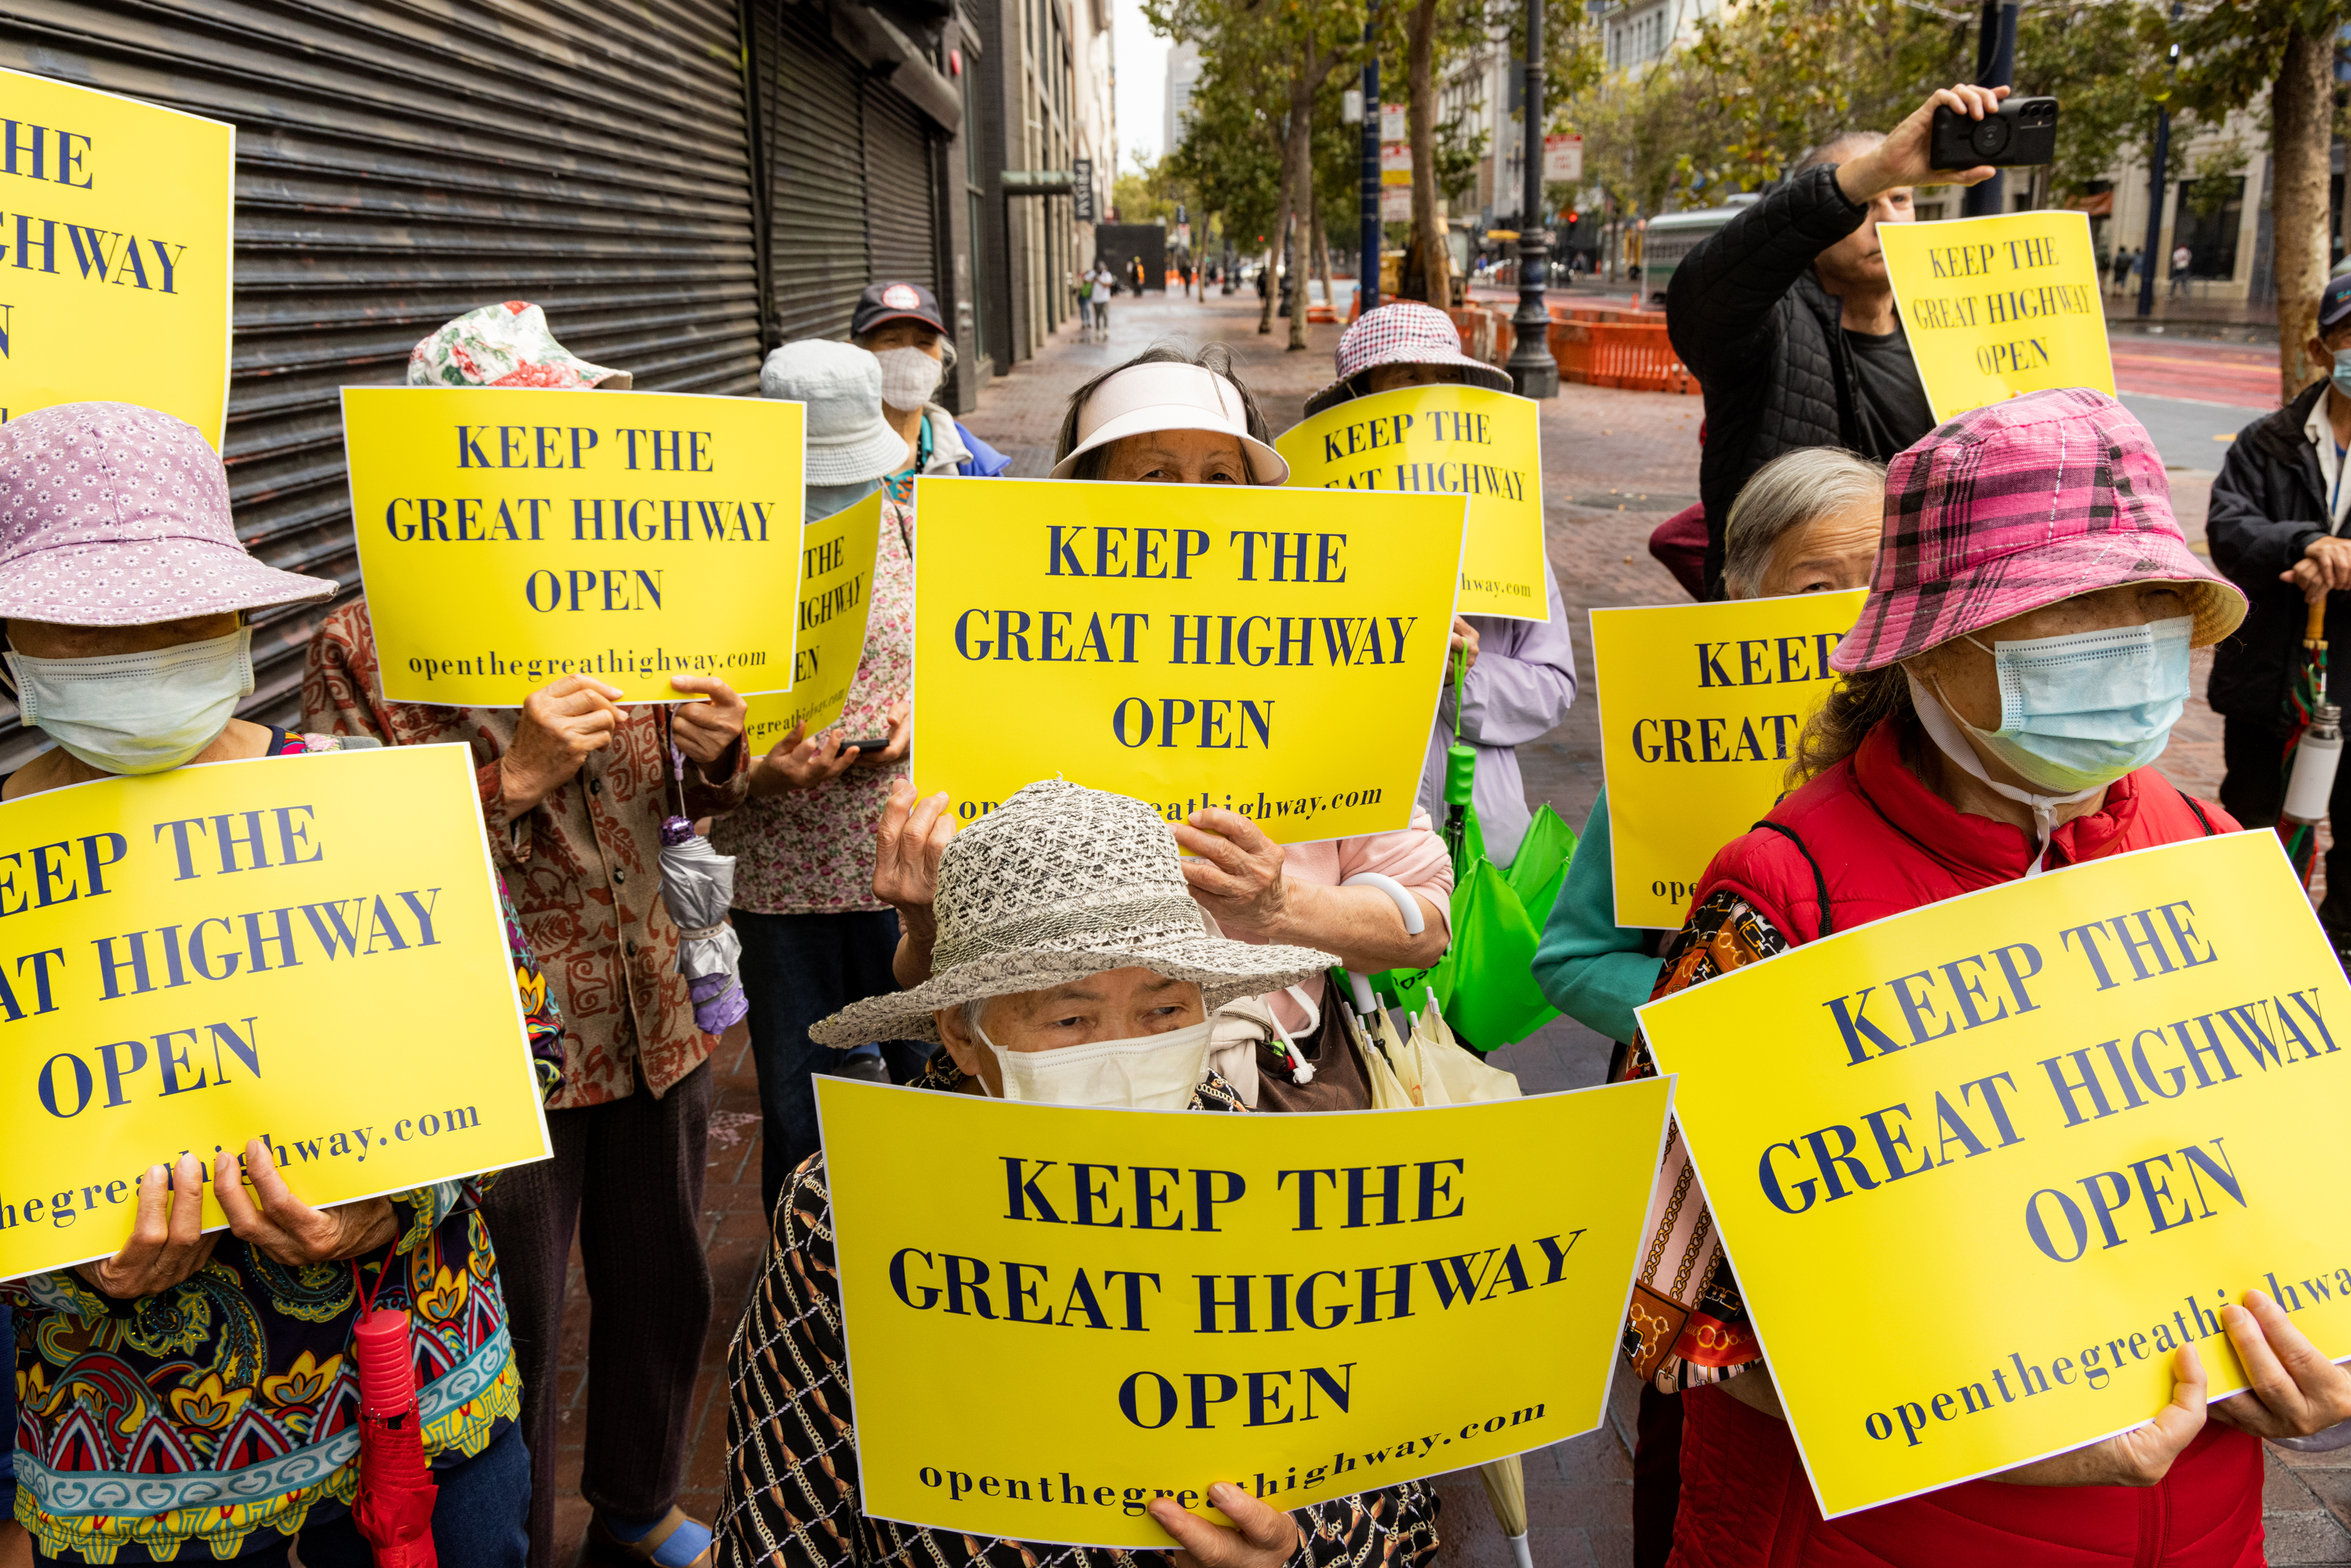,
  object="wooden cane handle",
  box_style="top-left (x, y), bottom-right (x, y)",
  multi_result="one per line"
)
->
top-left (2311, 598), bottom-right (2329, 643)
